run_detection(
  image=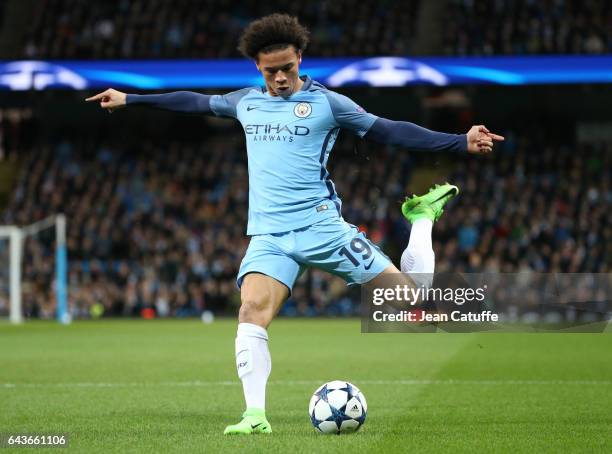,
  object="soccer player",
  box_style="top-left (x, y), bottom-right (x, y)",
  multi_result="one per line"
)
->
top-left (86, 14), bottom-right (503, 435)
